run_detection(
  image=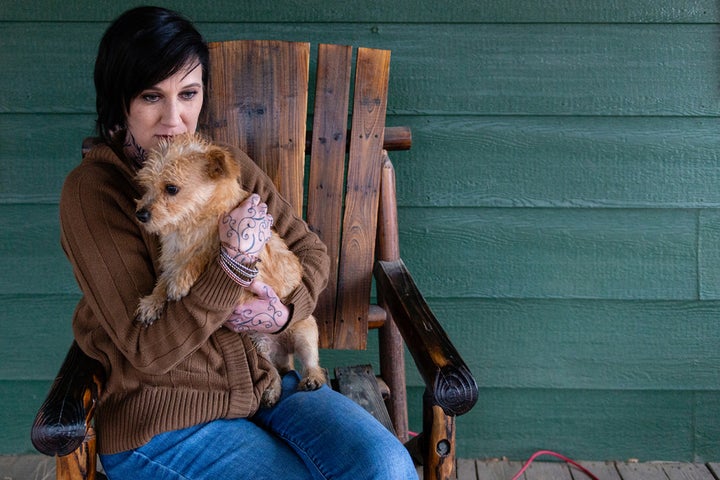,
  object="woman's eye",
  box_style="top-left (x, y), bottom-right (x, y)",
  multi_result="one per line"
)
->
top-left (180, 90), bottom-right (198, 100)
top-left (165, 185), bottom-right (179, 195)
top-left (141, 93), bottom-right (161, 103)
